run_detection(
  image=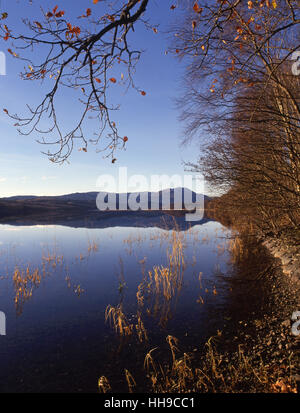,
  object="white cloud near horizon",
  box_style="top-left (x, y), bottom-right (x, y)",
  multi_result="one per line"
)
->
top-left (41, 175), bottom-right (57, 181)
